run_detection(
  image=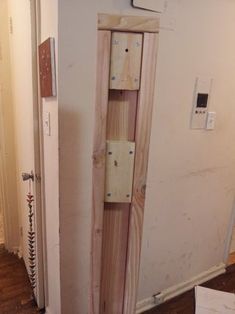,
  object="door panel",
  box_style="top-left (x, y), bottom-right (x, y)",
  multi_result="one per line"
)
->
top-left (8, 0), bottom-right (44, 308)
